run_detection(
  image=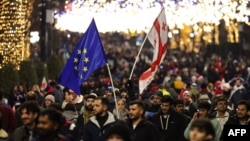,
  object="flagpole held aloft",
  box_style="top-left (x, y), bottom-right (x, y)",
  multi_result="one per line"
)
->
top-left (129, 7), bottom-right (165, 80)
top-left (106, 63), bottom-right (120, 119)
top-left (129, 29), bottom-right (150, 80)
